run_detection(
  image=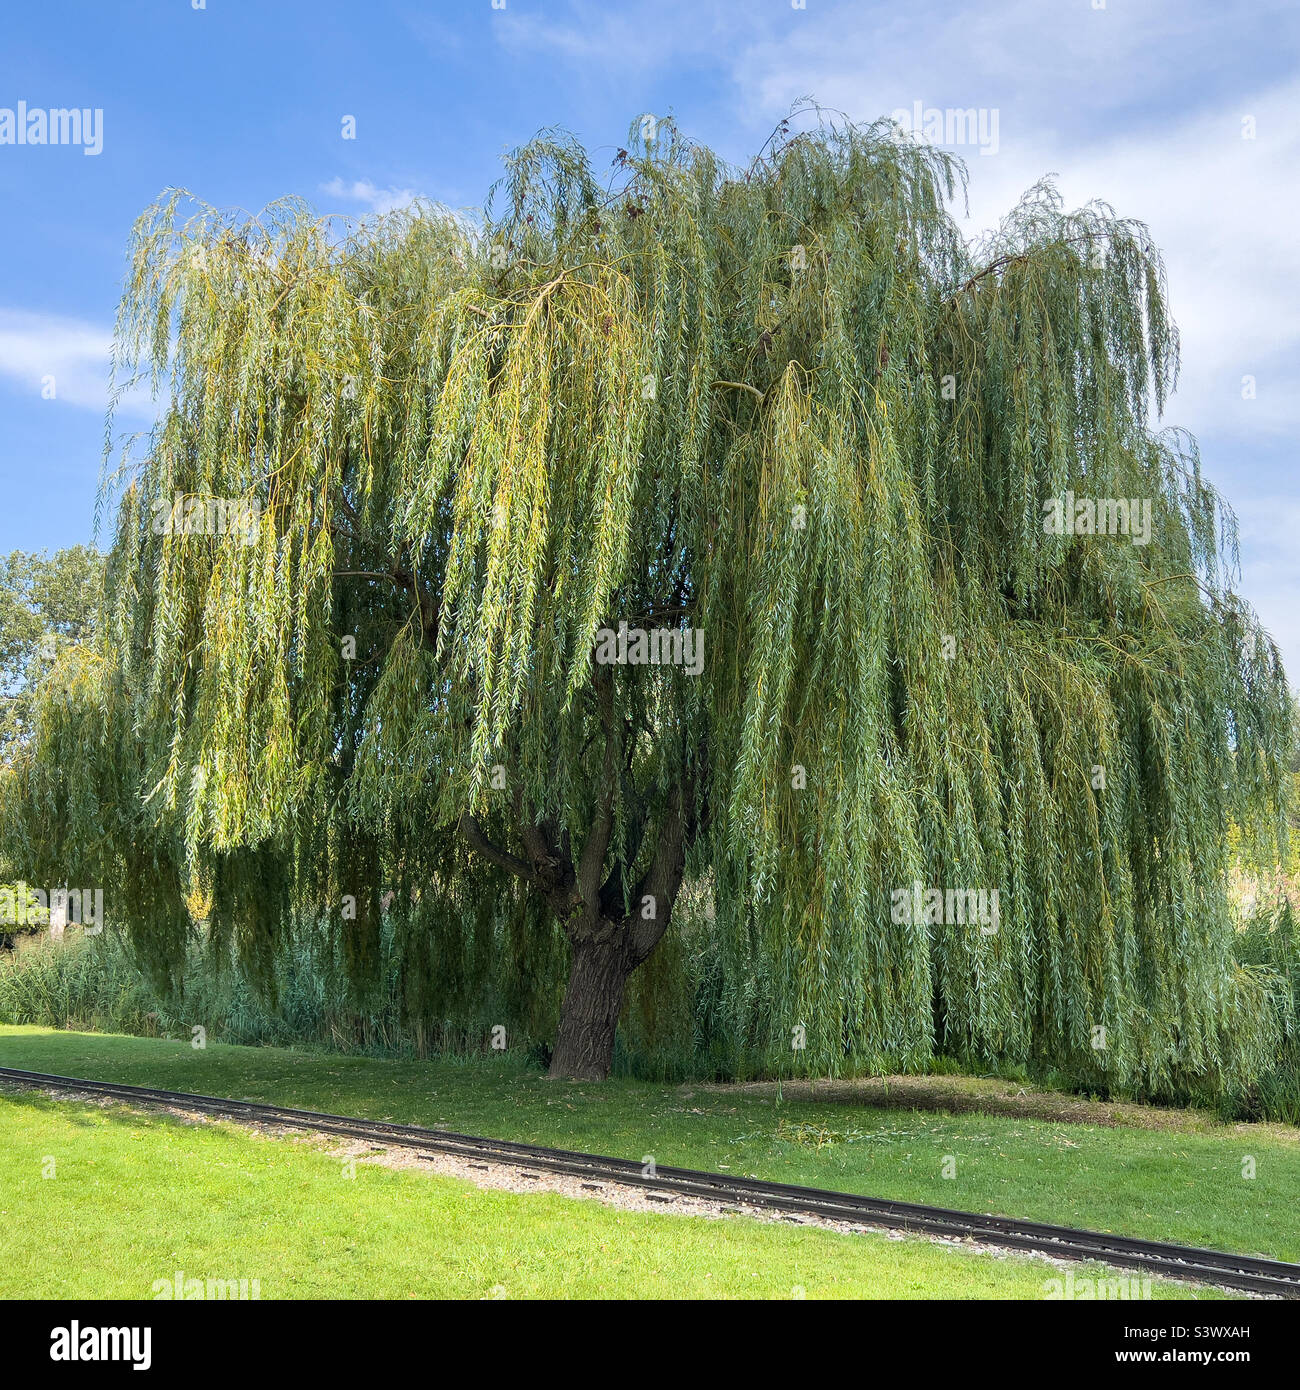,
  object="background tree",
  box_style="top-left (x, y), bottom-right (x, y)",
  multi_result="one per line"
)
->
top-left (0, 547), bottom-right (101, 944)
top-left (3, 111), bottom-right (1291, 1083)
top-left (0, 546), bottom-right (103, 767)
